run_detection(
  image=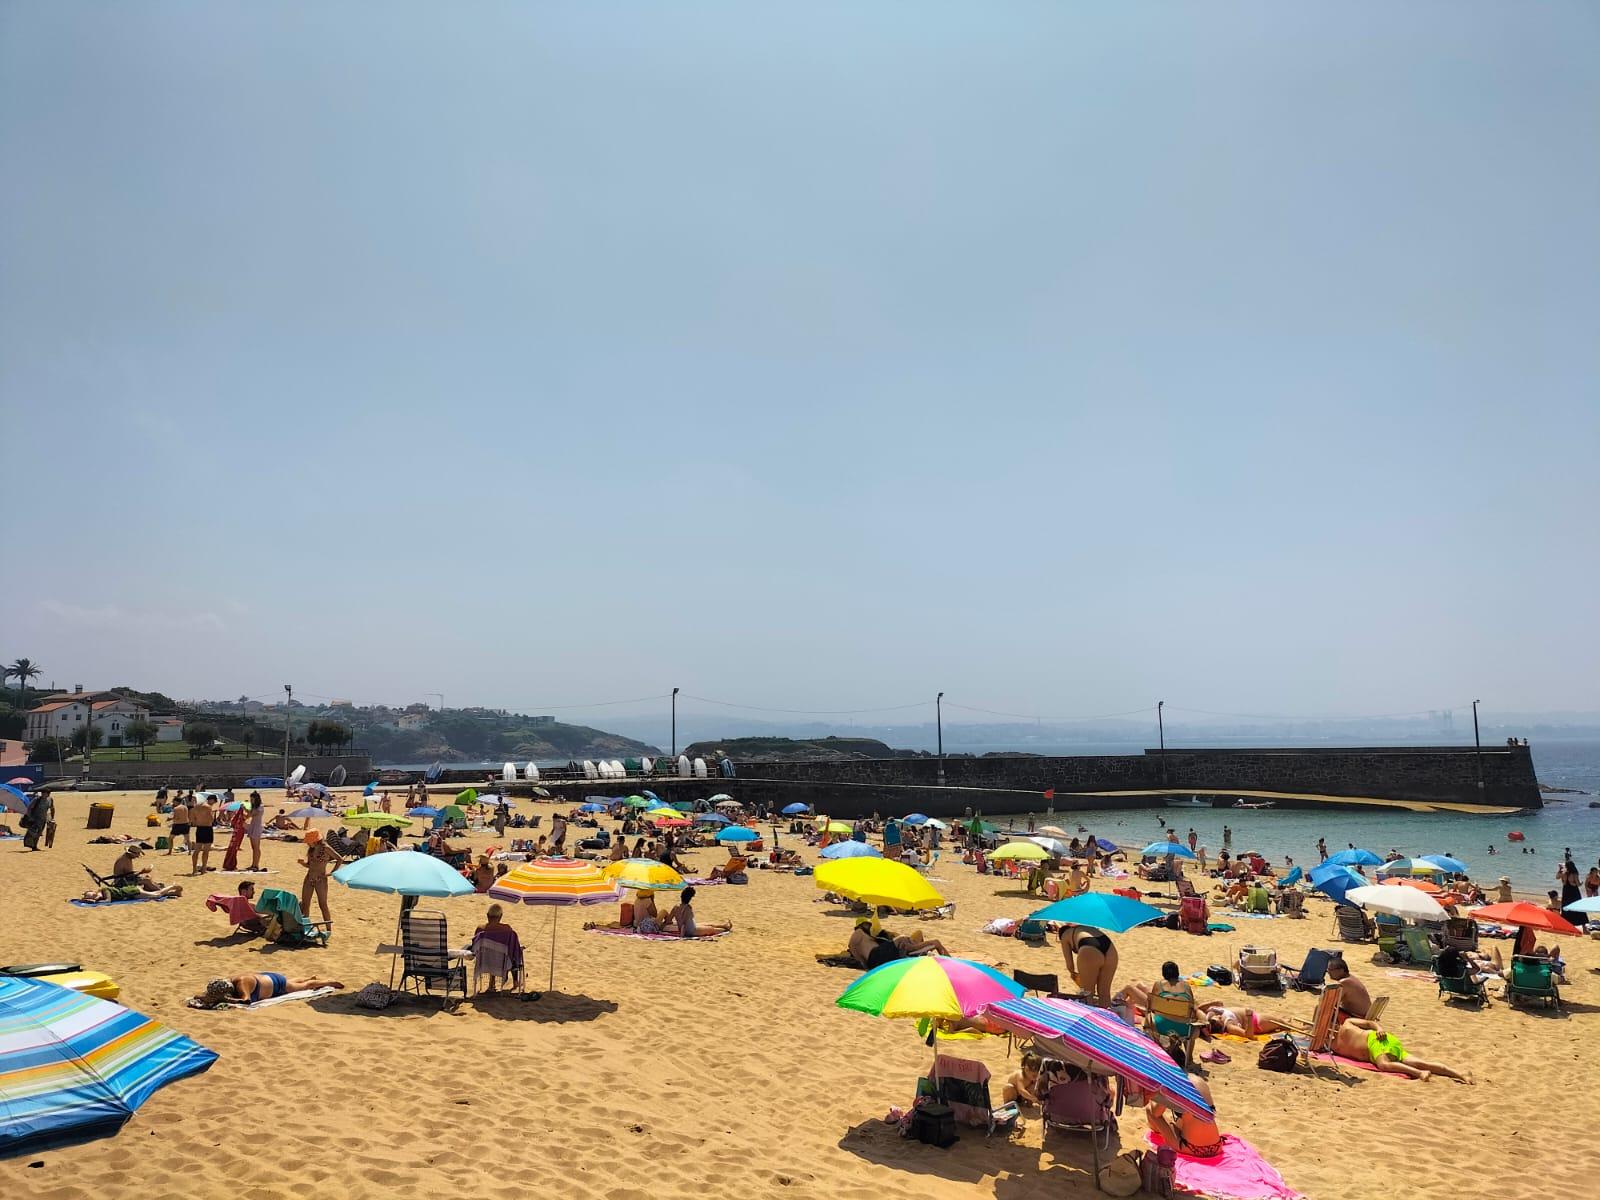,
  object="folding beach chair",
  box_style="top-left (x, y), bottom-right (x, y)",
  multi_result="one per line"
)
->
top-left (1439, 917), bottom-right (1479, 953)
top-left (1012, 969), bottom-right (1064, 998)
top-left (1276, 889), bottom-right (1306, 919)
top-left (399, 908), bottom-right (468, 1006)
top-left (1178, 894), bottom-right (1210, 935)
top-left (1400, 927), bottom-right (1434, 968)
top-left (256, 888), bottom-right (331, 946)
top-left (1143, 992), bottom-right (1201, 1066)
top-left (1333, 905), bottom-right (1369, 943)
top-left (1506, 956), bottom-right (1560, 1010)
top-left (1236, 946), bottom-right (1282, 992)
top-left (1282, 948), bottom-right (1334, 991)
top-left (1435, 964), bottom-right (1488, 1006)
top-left (929, 1055), bottom-right (1018, 1137)
top-left (1040, 1063), bottom-right (1121, 1181)
top-left (470, 928), bottom-right (523, 995)
top-left (1288, 987), bottom-right (1347, 1078)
